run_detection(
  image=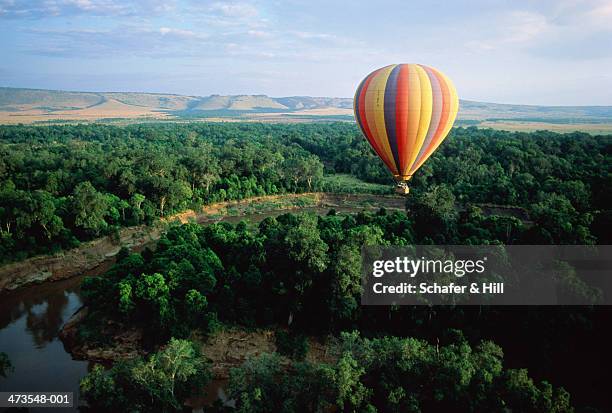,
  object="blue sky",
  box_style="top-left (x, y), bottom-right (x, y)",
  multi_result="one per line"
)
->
top-left (1, 0), bottom-right (611, 105)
